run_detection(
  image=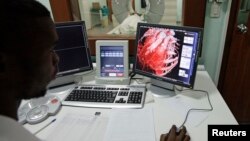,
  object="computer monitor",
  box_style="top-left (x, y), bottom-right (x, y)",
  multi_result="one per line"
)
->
top-left (48, 21), bottom-right (93, 88)
top-left (95, 40), bottom-right (130, 85)
top-left (133, 22), bottom-right (203, 96)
